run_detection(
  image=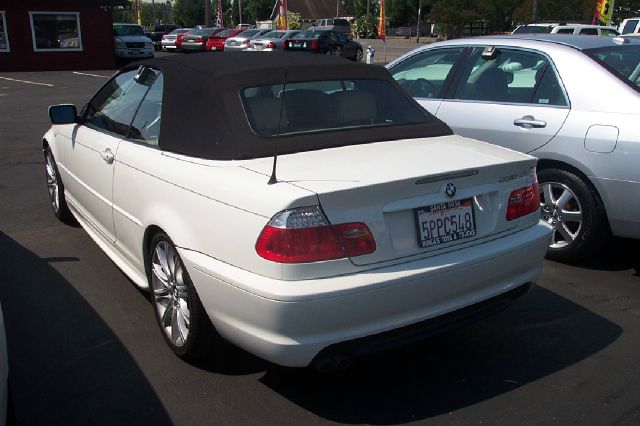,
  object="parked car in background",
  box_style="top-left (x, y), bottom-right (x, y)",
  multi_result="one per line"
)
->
top-left (388, 34), bottom-right (640, 262)
top-left (148, 24), bottom-right (181, 50)
top-left (246, 30), bottom-right (300, 51)
top-left (285, 29), bottom-right (363, 62)
top-left (181, 27), bottom-right (224, 53)
top-left (551, 24), bottom-right (619, 36)
top-left (310, 18), bottom-right (352, 35)
top-left (206, 28), bottom-right (243, 51)
top-left (43, 53), bottom-right (550, 370)
top-left (113, 23), bottom-right (154, 60)
top-left (619, 17), bottom-right (640, 35)
top-left (224, 28), bottom-right (271, 51)
top-left (161, 28), bottom-right (192, 51)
